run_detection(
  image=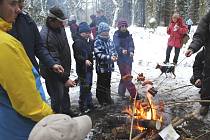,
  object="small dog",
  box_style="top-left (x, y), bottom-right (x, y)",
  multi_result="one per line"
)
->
top-left (155, 63), bottom-right (176, 78)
